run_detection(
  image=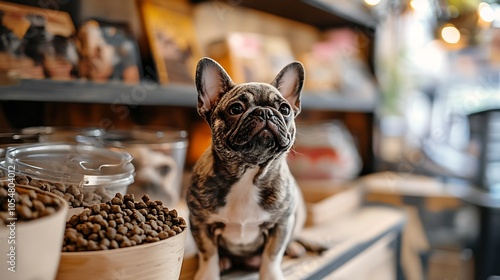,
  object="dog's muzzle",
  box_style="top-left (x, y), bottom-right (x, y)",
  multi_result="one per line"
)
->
top-left (229, 107), bottom-right (291, 148)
